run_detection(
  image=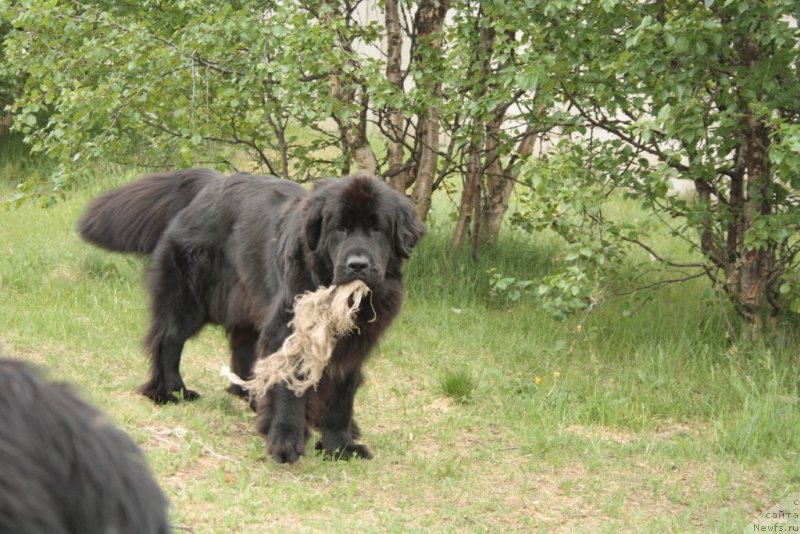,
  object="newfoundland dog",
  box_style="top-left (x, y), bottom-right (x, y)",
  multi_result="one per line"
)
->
top-left (0, 359), bottom-right (169, 533)
top-left (79, 169), bottom-right (425, 463)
